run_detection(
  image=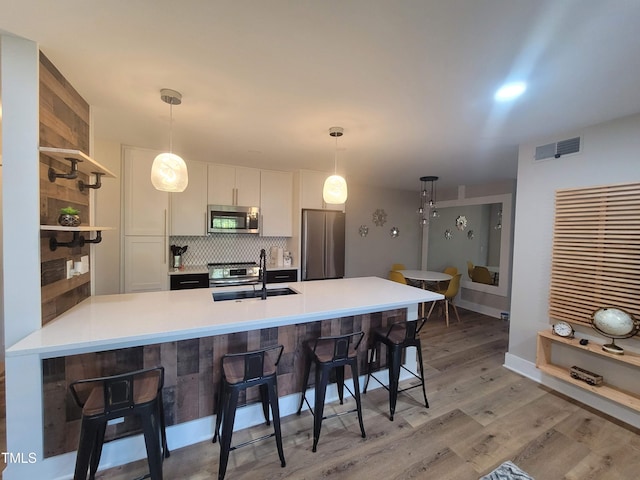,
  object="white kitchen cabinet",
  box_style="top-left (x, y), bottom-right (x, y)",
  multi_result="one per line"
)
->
top-left (122, 146), bottom-right (169, 292)
top-left (299, 169), bottom-right (345, 211)
top-left (207, 164), bottom-right (261, 207)
top-left (260, 169), bottom-right (293, 237)
top-left (123, 236), bottom-right (169, 292)
top-left (123, 146), bottom-right (169, 235)
top-left (170, 160), bottom-right (208, 235)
